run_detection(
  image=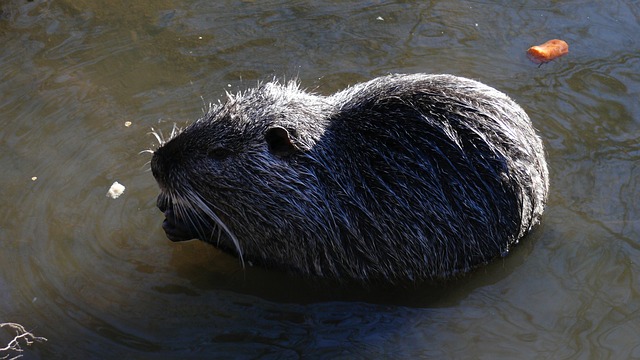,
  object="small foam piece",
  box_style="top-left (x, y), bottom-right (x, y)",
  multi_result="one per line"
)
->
top-left (106, 181), bottom-right (125, 199)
